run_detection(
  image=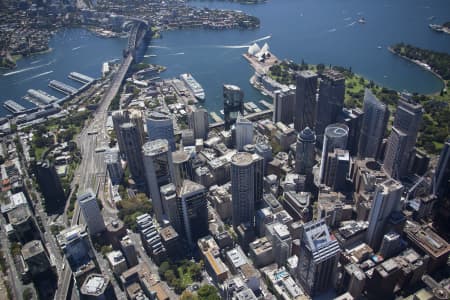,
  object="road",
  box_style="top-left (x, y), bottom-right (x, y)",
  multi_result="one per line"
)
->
top-left (55, 53), bottom-right (135, 300)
